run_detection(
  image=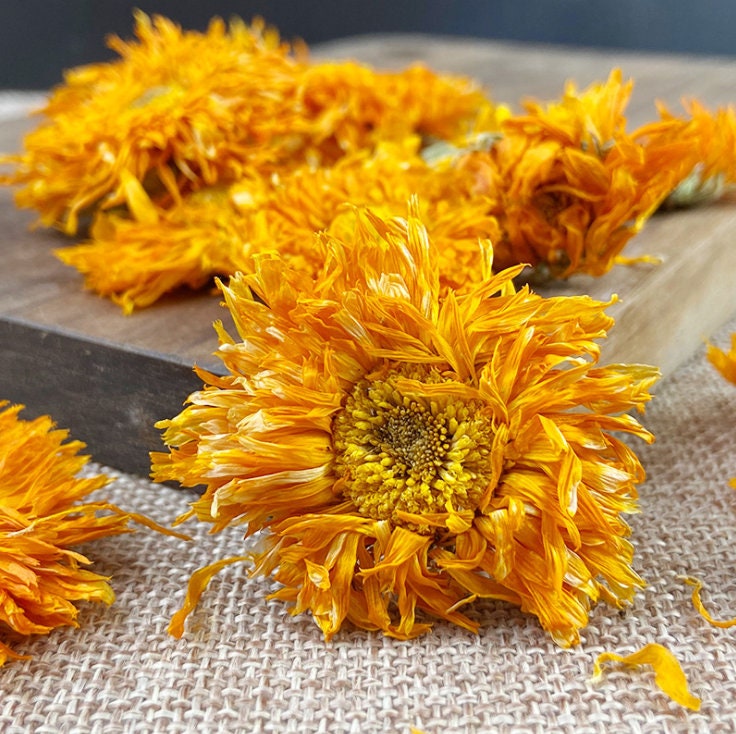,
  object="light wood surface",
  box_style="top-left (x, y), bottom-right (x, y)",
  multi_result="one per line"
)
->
top-left (2, 36), bottom-right (736, 475)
